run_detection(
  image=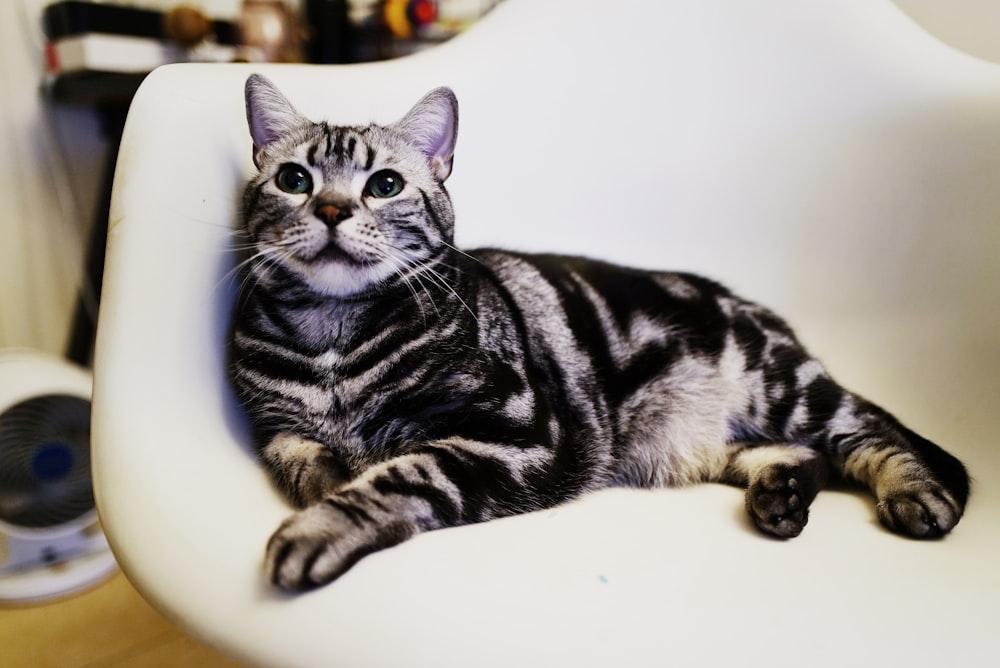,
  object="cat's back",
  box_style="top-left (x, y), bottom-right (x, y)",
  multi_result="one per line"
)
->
top-left (466, 247), bottom-right (747, 347)
top-left (464, 247), bottom-right (799, 409)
